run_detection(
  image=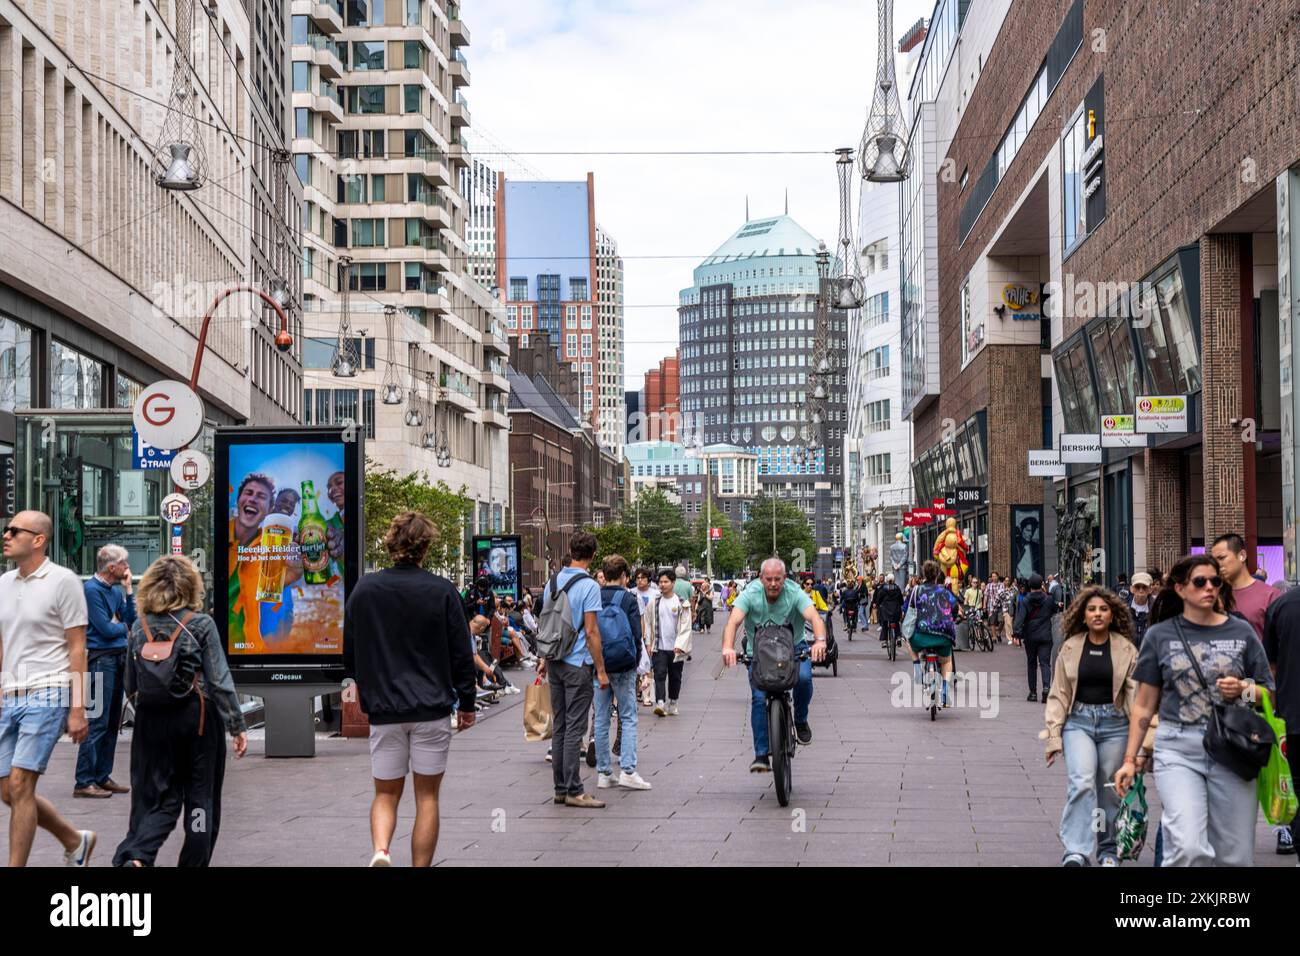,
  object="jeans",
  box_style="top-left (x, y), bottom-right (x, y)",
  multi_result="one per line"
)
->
top-left (593, 669), bottom-right (638, 775)
top-left (1025, 638), bottom-right (1052, 695)
top-left (651, 650), bottom-right (683, 702)
top-left (1059, 702), bottom-right (1128, 863)
top-left (749, 650), bottom-right (813, 759)
top-left (1153, 719), bottom-right (1258, 866)
top-left (75, 651), bottom-right (126, 789)
top-left (548, 660), bottom-right (594, 797)
top-left (0, 687), bottom-right (68, 776)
